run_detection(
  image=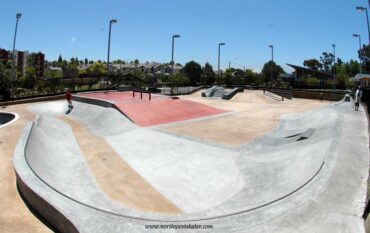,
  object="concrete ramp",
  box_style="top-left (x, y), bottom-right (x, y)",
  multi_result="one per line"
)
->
top-left (13, 100), bottom-right (369, 232)
top-left (29, 101), bottom-right (136, 136)
top-left (202, 86), bottom-right (227, 98)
